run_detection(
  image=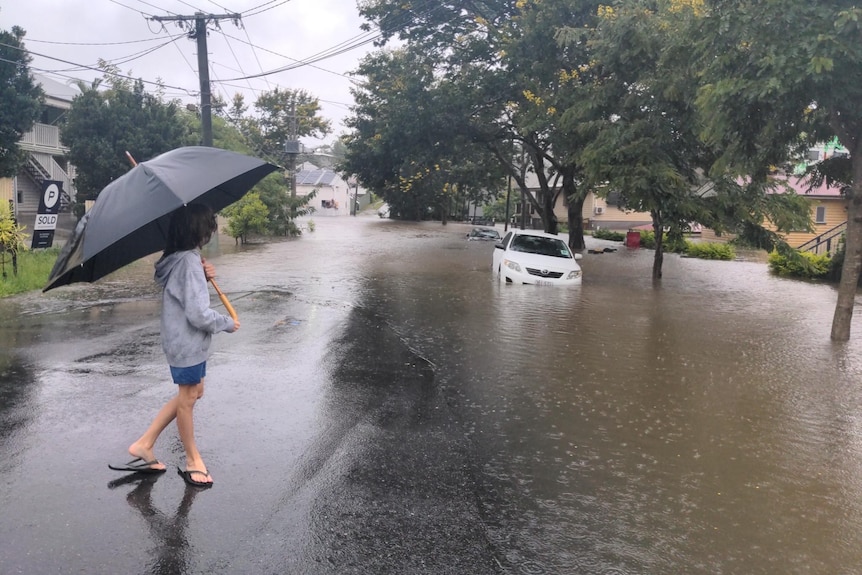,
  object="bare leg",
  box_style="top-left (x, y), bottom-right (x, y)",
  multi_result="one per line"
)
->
top-left (176, 380), bottom-right (212, 484)
top-left (127, 395), bottom-right (179, 471)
